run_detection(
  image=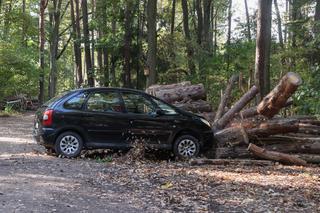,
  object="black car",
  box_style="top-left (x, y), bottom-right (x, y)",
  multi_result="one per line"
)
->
top-left (33, 87), bottom-right (213, 158)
